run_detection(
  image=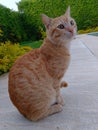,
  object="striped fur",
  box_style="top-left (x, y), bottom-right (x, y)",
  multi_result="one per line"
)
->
top-left (8, 6), bottom-right (77, 121)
